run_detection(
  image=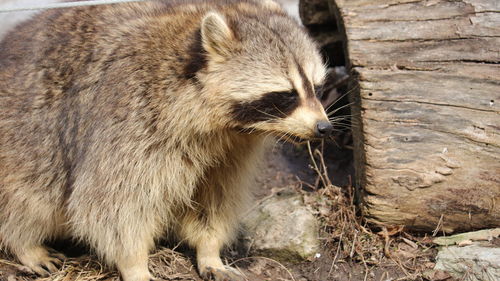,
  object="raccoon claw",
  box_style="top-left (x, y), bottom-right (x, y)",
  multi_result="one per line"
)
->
top-left (200, 266), bottom-right (246, 281)
top-left (25, 258), bottom-right (61, 277)
top-left (48, 250), bottom-right (67, 262)
top-left (31, 265), bottom-right (51, 277)
top-left (15, 264), bottom-right (37, 275)
top-left (16, 246), bottom-right (64, 277)
top-left (41, 259), bottom-right (59, 273)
